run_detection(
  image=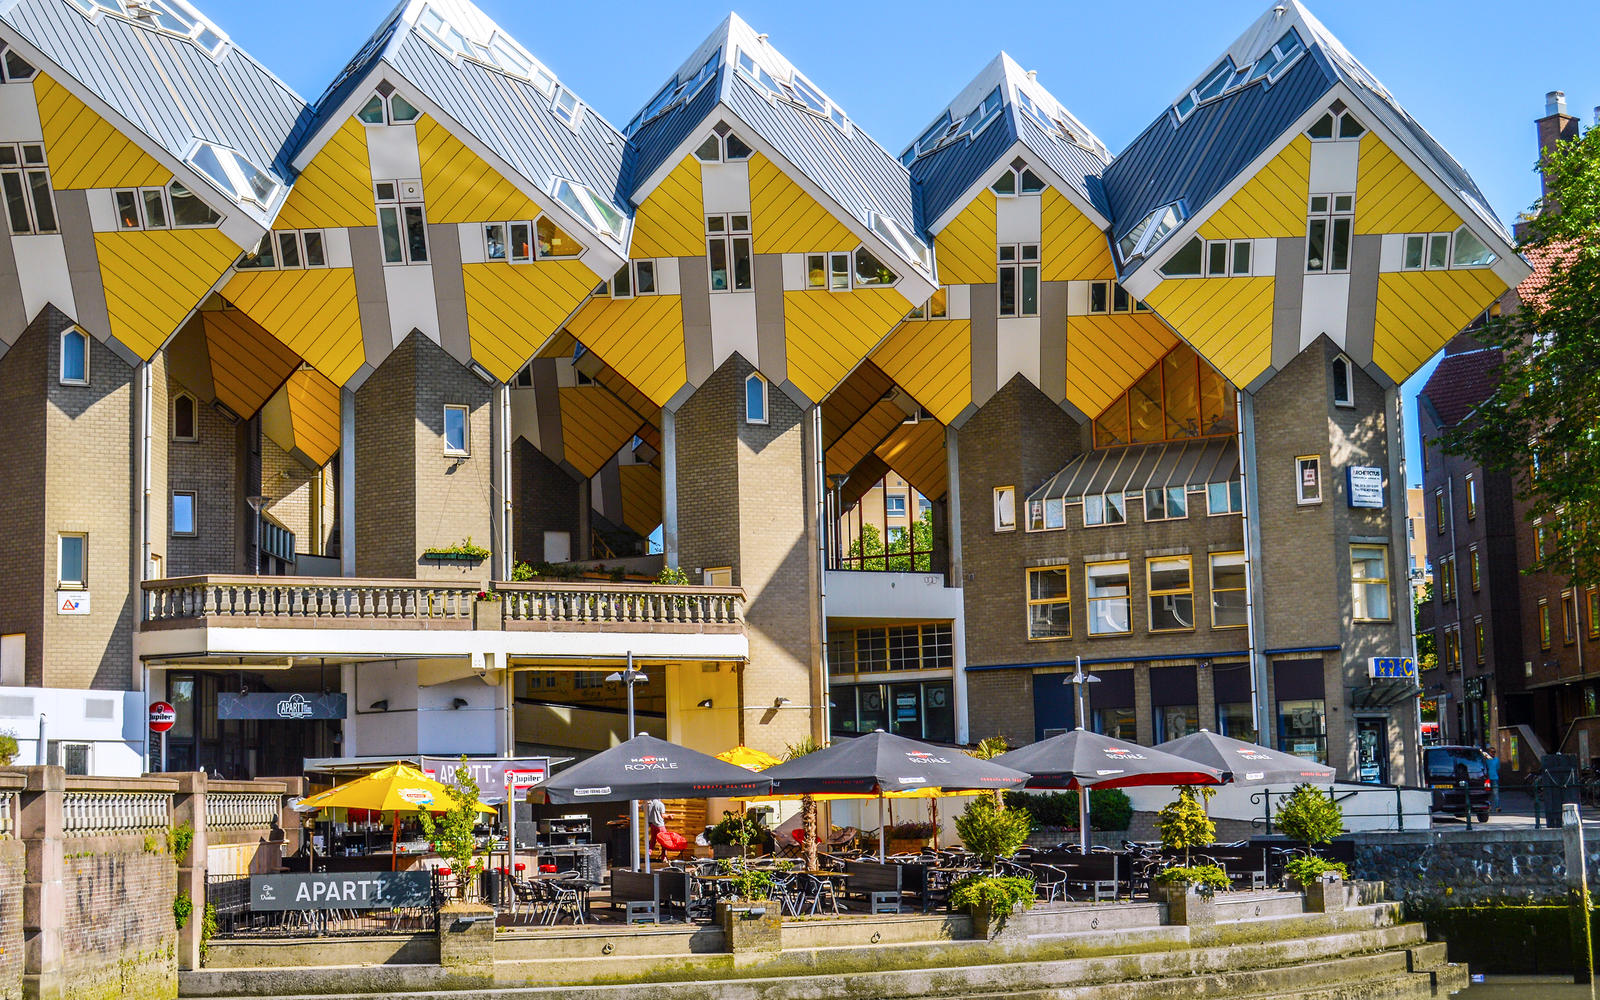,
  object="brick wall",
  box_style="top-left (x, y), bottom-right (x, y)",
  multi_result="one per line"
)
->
top-left (166, 375), bottom-right (243, 577)
top-left (259, 436), bottom-right (330, 559)
top-left (146, 352), bottom-right (169, 579)
top-left (411, 334), bottom-right (493, 583)
top-left (60, 849), bottom-right (177, 1000)
top-left (511, 438), bottom-right (579, 566)
top-left (675, 359), bottom-right (740, 578)
top-left (42, 308), bottom-right (135, 691)
top-left (0, 838), bottom-right (22, 1000)
top-left (0, 316), bottom-right (48, 686)
top-left (354, 335), bottom-right (417, 578)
